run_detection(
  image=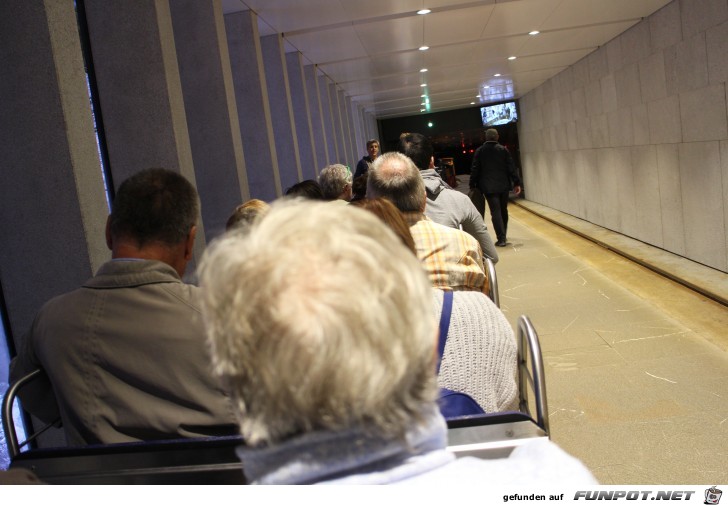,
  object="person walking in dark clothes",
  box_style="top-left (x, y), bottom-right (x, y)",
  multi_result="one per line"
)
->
top-left (469, 128), bottom-right (522, 247)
